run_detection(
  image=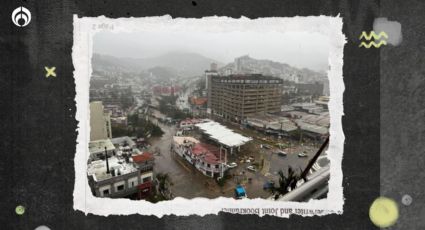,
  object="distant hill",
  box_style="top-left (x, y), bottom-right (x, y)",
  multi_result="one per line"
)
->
top-left (219, 55), bottom-right (327, 83)
top-left (92, 52), bottom-right (222, 77)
